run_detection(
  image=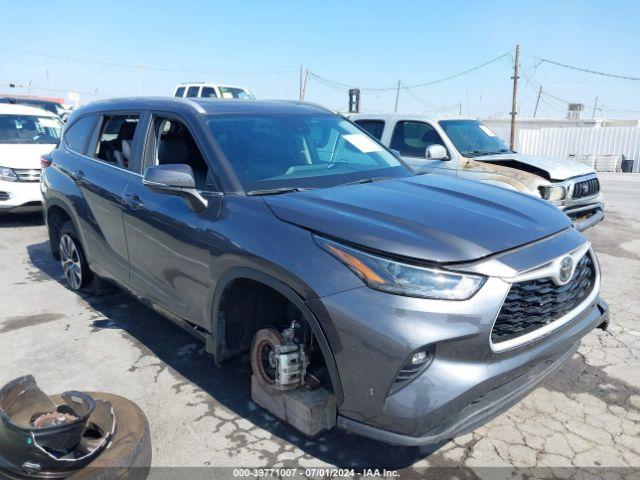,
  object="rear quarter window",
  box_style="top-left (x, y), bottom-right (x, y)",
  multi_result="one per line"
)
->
top-left (64, 115), bottom-right (98, 154)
